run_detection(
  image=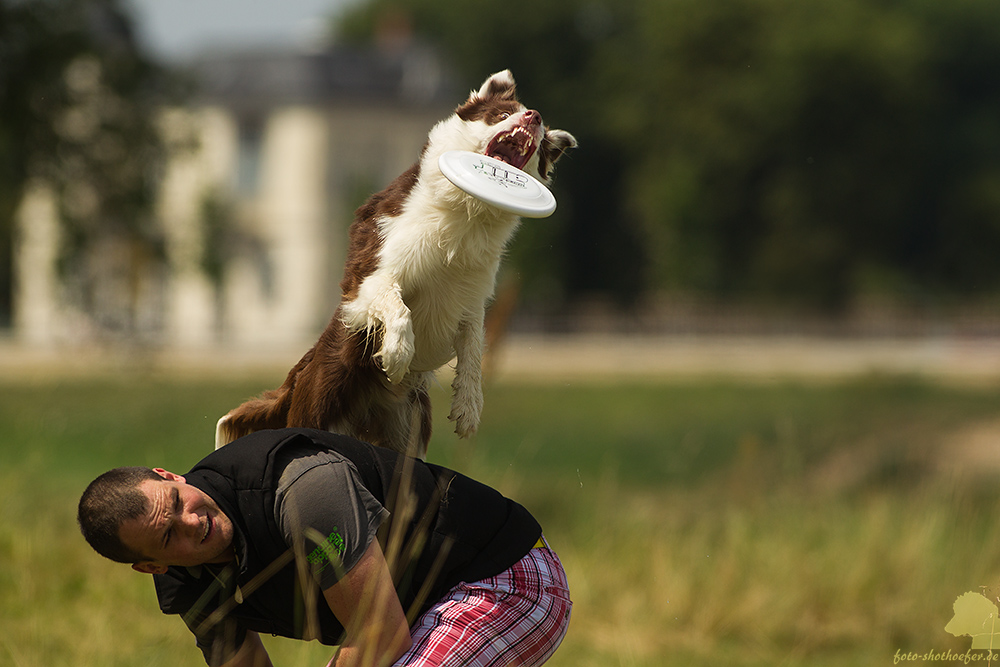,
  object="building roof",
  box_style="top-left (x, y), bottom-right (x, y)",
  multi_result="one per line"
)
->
top-left (191, 45), bottom-right (459, 113)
